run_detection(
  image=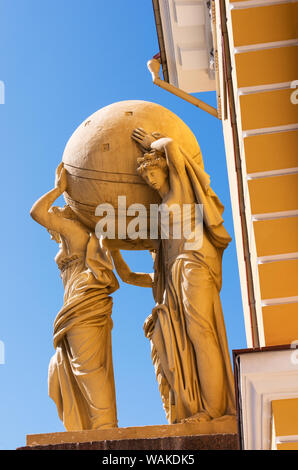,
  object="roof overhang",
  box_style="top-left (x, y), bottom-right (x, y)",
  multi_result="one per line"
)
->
top-left (152, 0), bottom-right (216, 93)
